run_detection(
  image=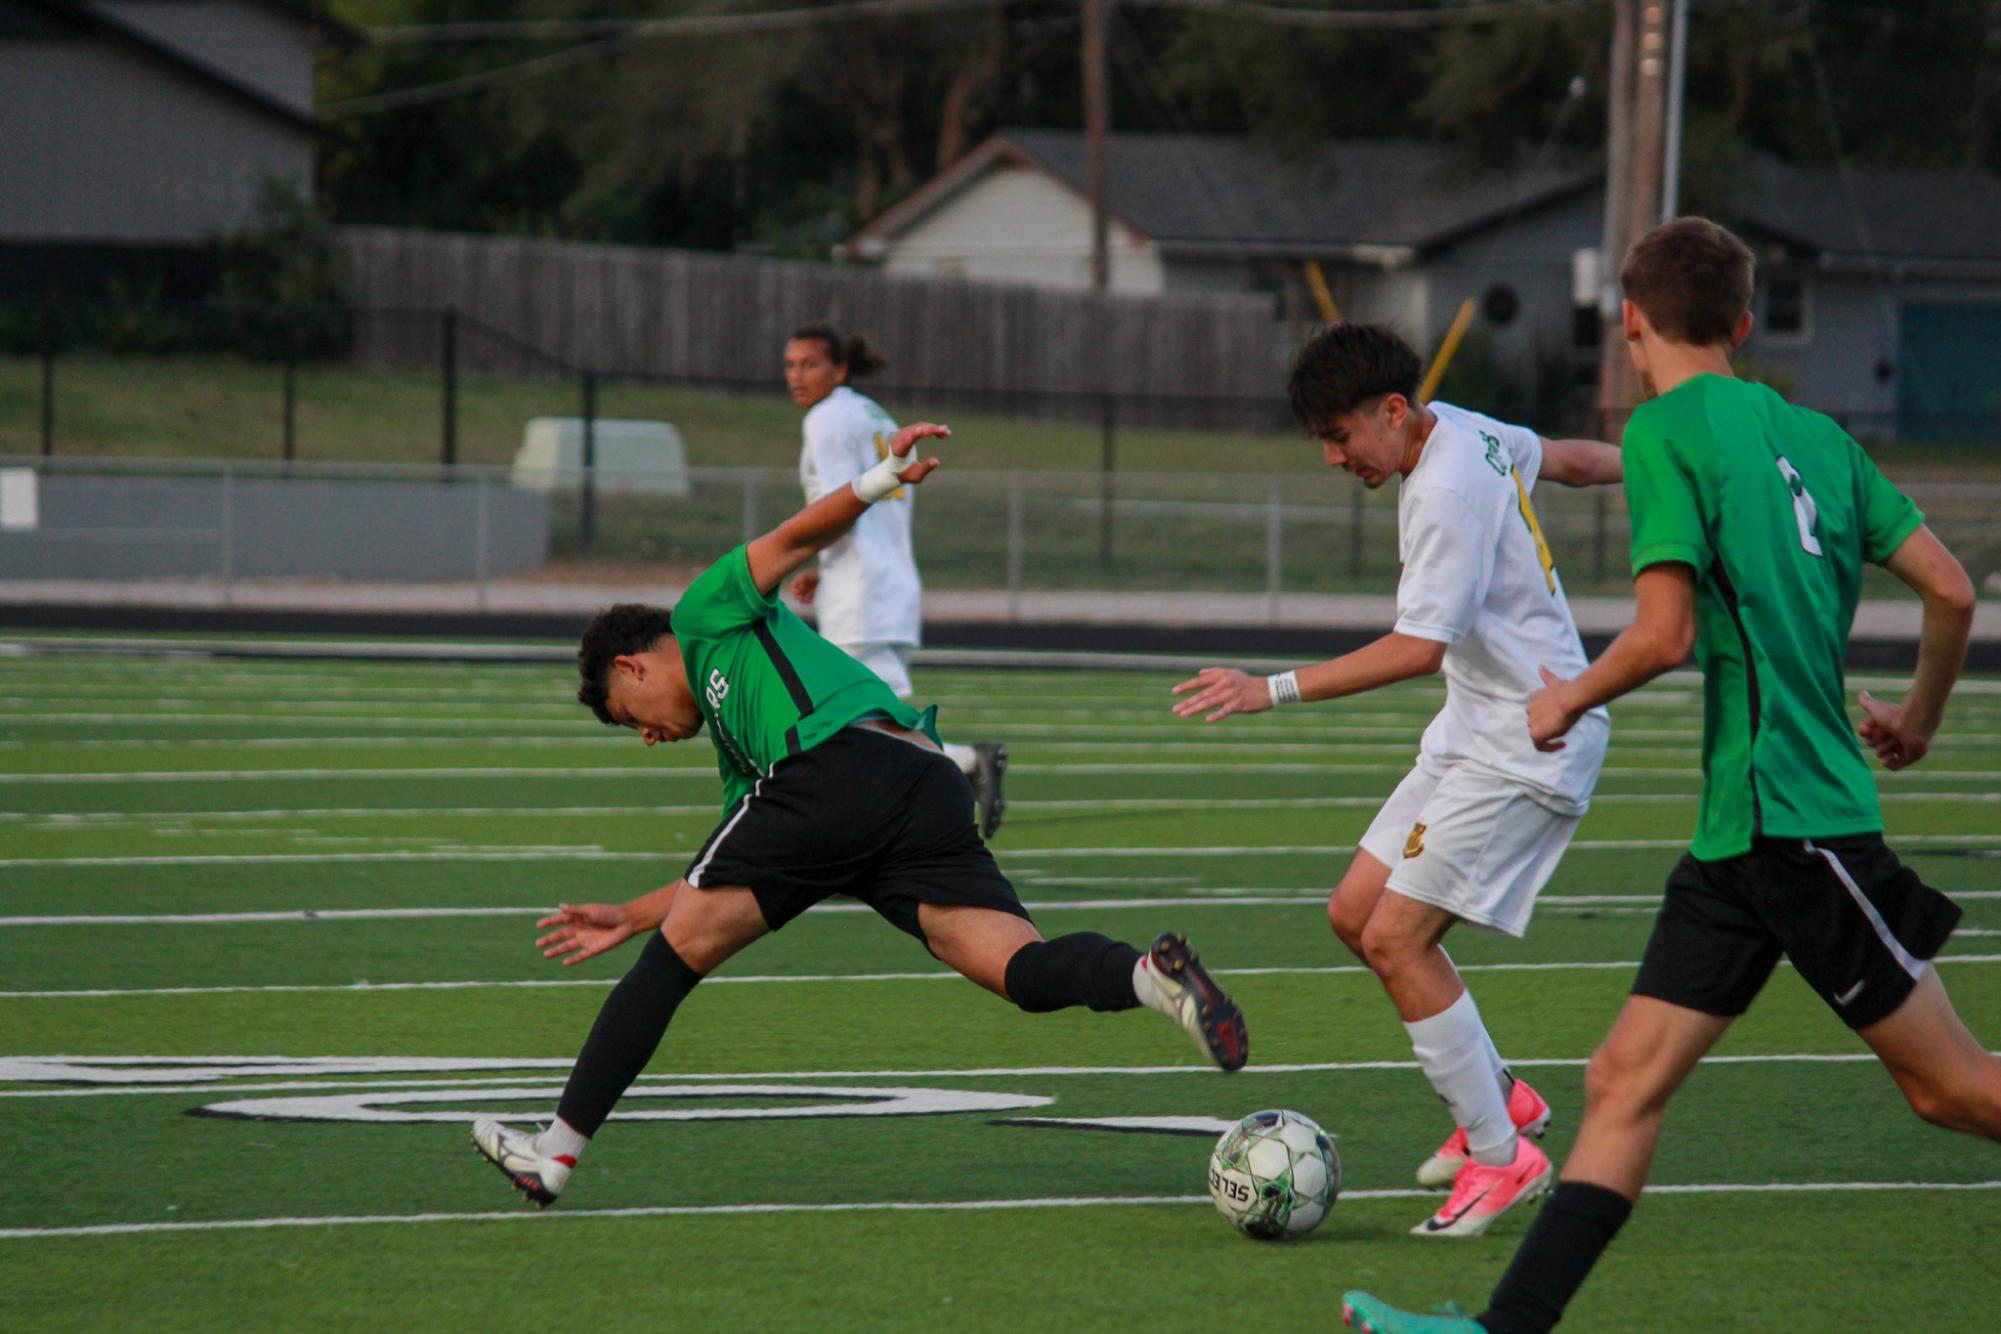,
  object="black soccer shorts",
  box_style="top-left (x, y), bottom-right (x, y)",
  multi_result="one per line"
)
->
top-left (1631, 833), bottom-right (1962, 1030)
top-left (682, 724), bottom-right (1029, 942)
